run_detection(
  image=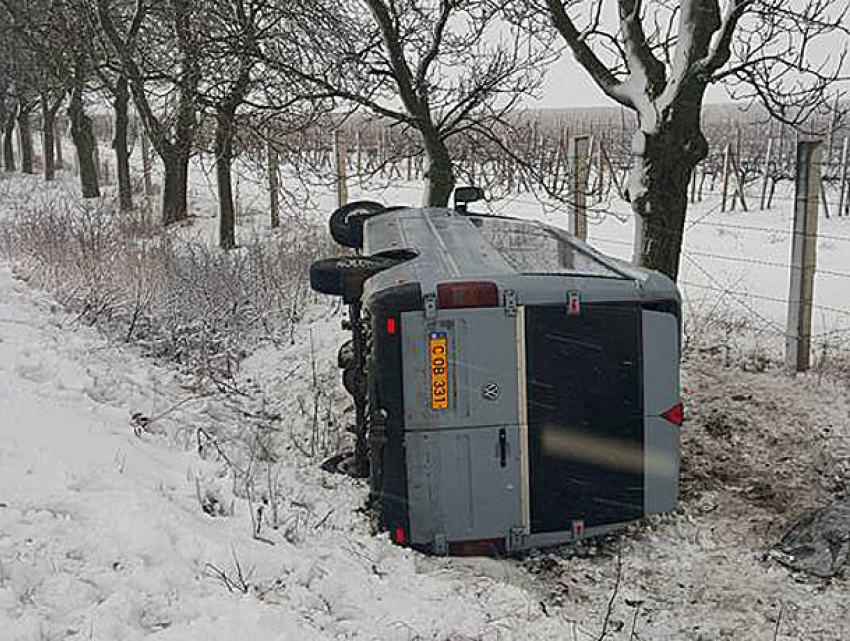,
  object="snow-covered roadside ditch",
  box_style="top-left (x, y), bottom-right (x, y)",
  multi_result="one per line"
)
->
top-left (0, 253), bottom-right (577, 639)
top-left (1, 167), bottom-right (849, 640)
